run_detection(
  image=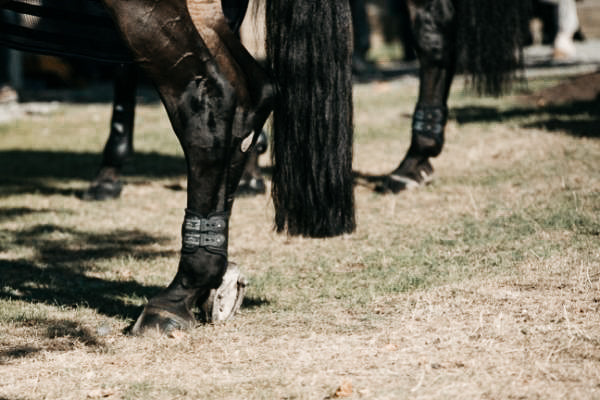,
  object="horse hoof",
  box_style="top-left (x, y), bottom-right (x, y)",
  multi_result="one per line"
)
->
top-left (236, 178), bottom-right (266, 196)
top-left (201, 264), bottom-right (247, 322)
top-left (255, 130), bottom-right (268, 154)
top-left (376, 169), bottom-right (434, 194)
top-left (130, 306), bottom-right (194, 336)
top-left (81, 179), bottom-right (123, 201)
